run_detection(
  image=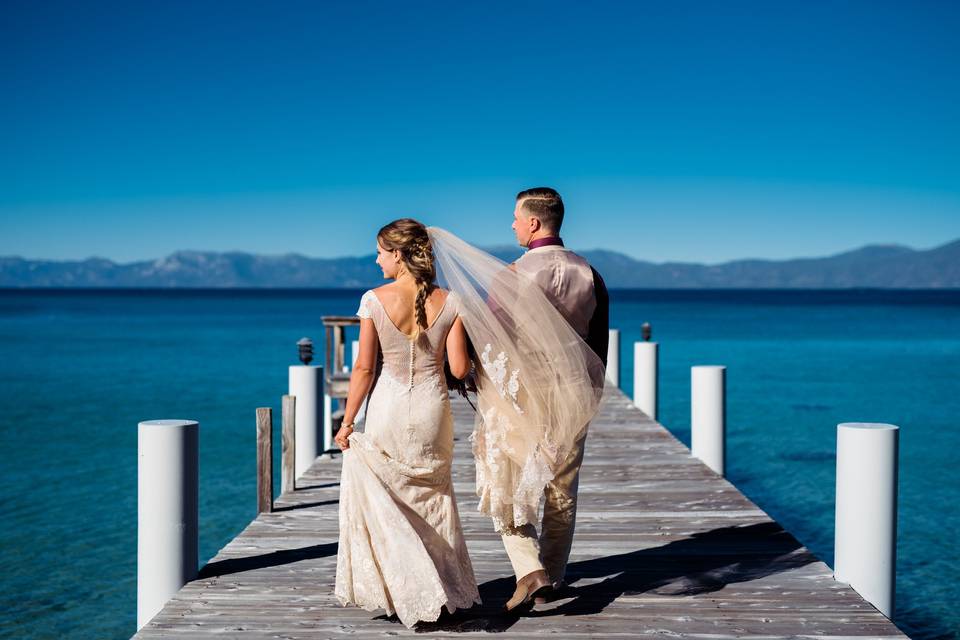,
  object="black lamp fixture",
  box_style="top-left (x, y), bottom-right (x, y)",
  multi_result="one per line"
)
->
top-left (297, 337), bottom-right (314, 365)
